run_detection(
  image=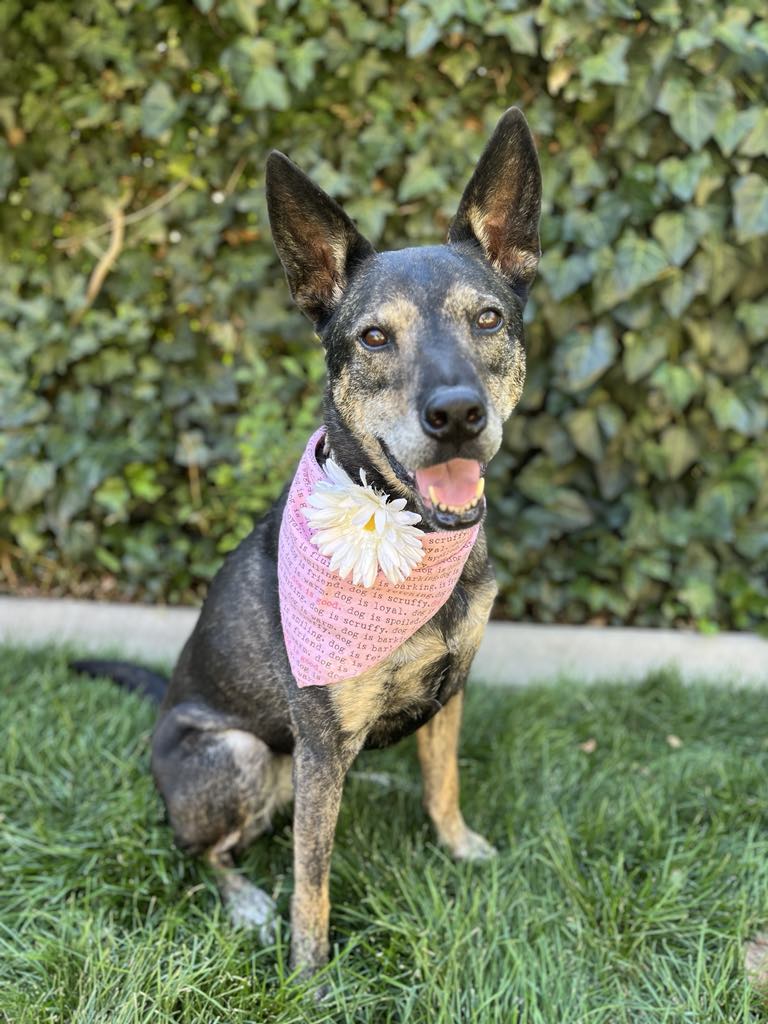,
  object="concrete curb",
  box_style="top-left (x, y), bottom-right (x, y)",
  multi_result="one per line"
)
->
top-left (0, 596), bottom-right (766, 687)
